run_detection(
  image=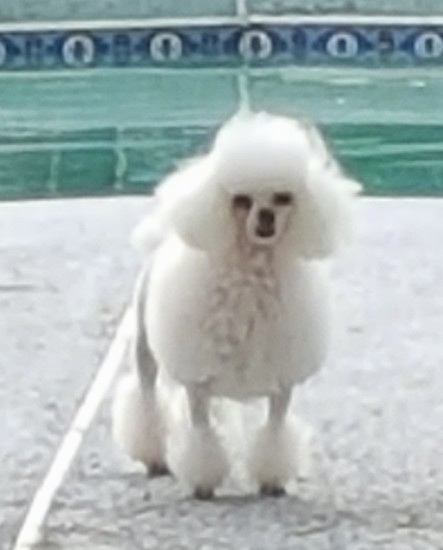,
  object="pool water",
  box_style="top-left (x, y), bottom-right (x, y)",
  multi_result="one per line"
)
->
top-left (1, 67), bottom-right (442, 199)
